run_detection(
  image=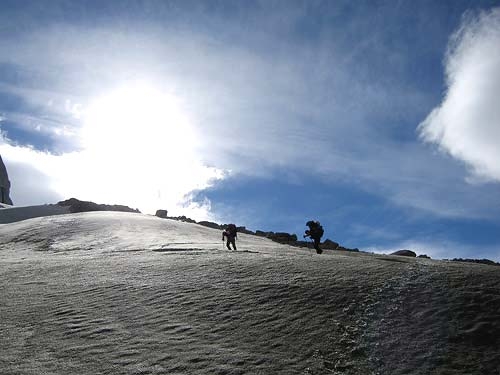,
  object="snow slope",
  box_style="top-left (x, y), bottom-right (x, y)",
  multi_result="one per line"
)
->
top-left (1, 212), bottom-right (499, 374)
top-left (0, 203), bottom-right (70, 224)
